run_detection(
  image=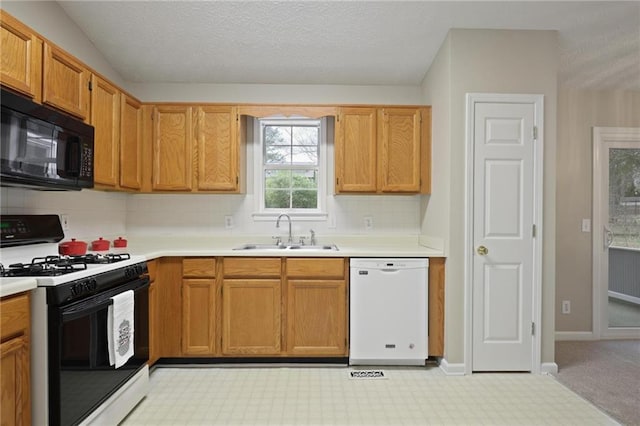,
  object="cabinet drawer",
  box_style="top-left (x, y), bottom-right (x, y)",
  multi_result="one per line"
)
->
top-left (223, 258), bottom-right (281, 278)
top-left (286, 258), bottom-right (345, 278)
top-left (183, 258), bottom-right (216, 277)
top-left (1, 292), bottom-right (29, 341)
